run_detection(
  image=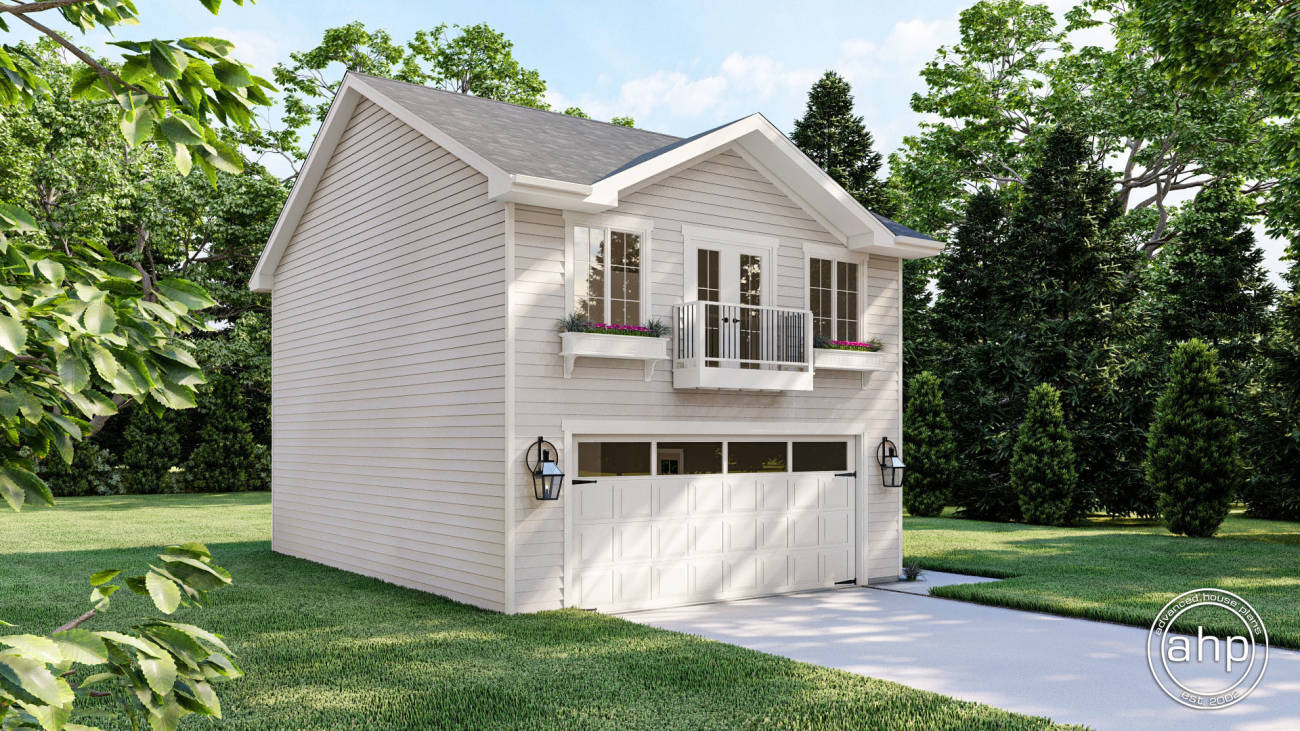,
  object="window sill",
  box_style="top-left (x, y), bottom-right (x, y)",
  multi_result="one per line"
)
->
top-left (560, 331), bottom-right (669, 381)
